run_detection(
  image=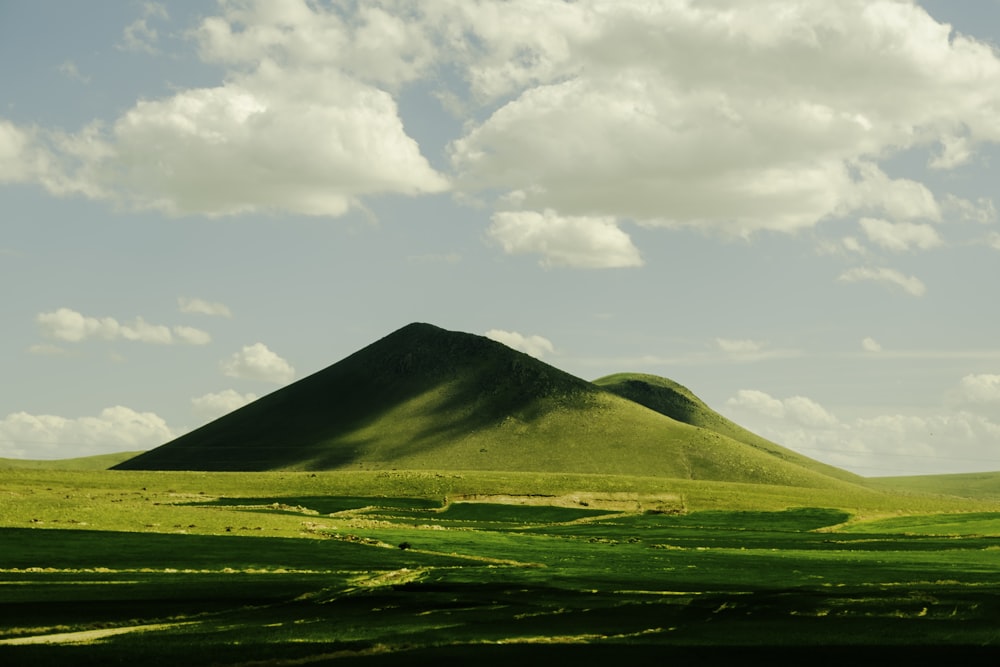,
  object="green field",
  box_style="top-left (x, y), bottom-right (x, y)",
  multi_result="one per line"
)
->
top-left (3, 468), bottom-right (1000, 664)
